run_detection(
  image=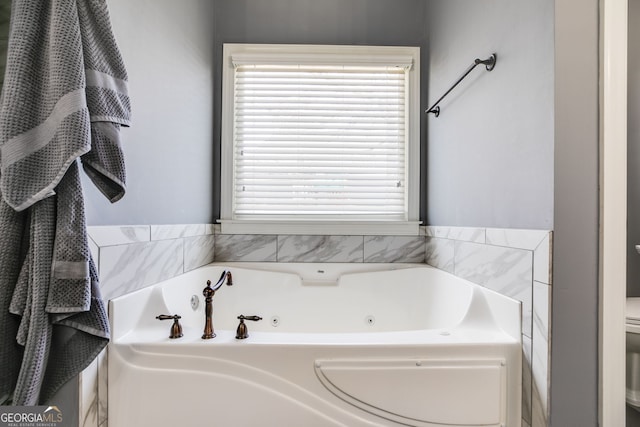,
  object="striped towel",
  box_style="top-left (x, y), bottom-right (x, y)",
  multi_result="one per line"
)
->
top-left (0, 0), bottom-right (131, 405)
